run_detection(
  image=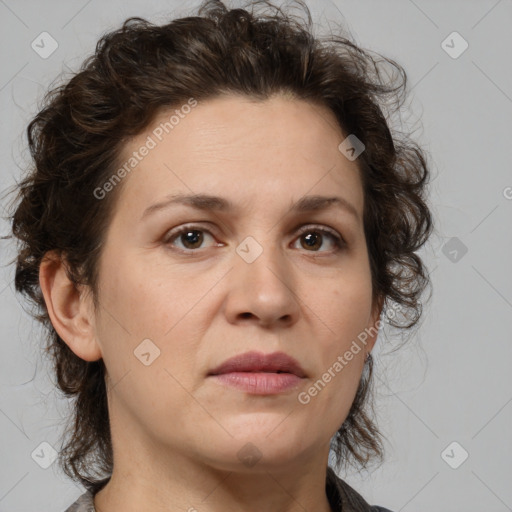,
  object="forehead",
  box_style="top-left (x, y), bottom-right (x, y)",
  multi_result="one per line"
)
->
top-left (115, 94), bottom-right (364, 219)
top-left (142, 93), bottom-right (346, 159)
